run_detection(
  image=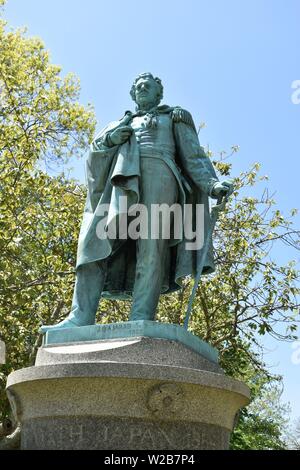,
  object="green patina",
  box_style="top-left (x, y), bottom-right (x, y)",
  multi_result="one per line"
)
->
top-left (43, 321), bottom-right (219, 364)
top-left (40, 73), bottom-right (232, 335)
